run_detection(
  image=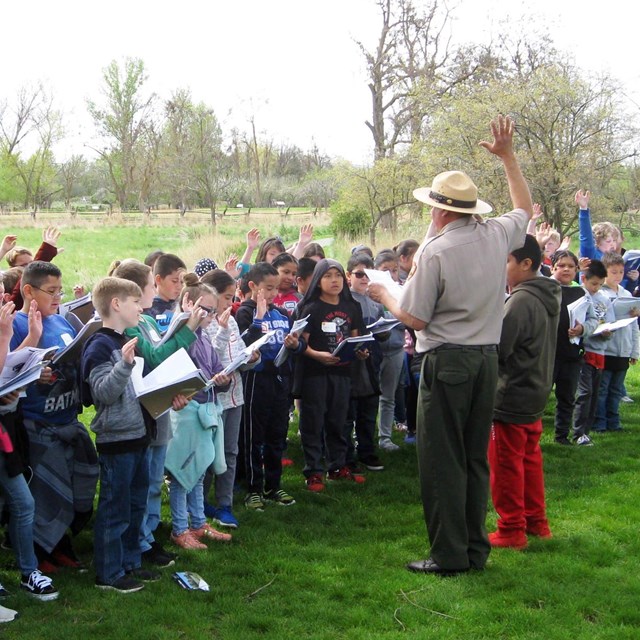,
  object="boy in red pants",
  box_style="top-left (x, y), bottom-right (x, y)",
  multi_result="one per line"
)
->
top-left (488, 234), bottom-right (561, 549)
